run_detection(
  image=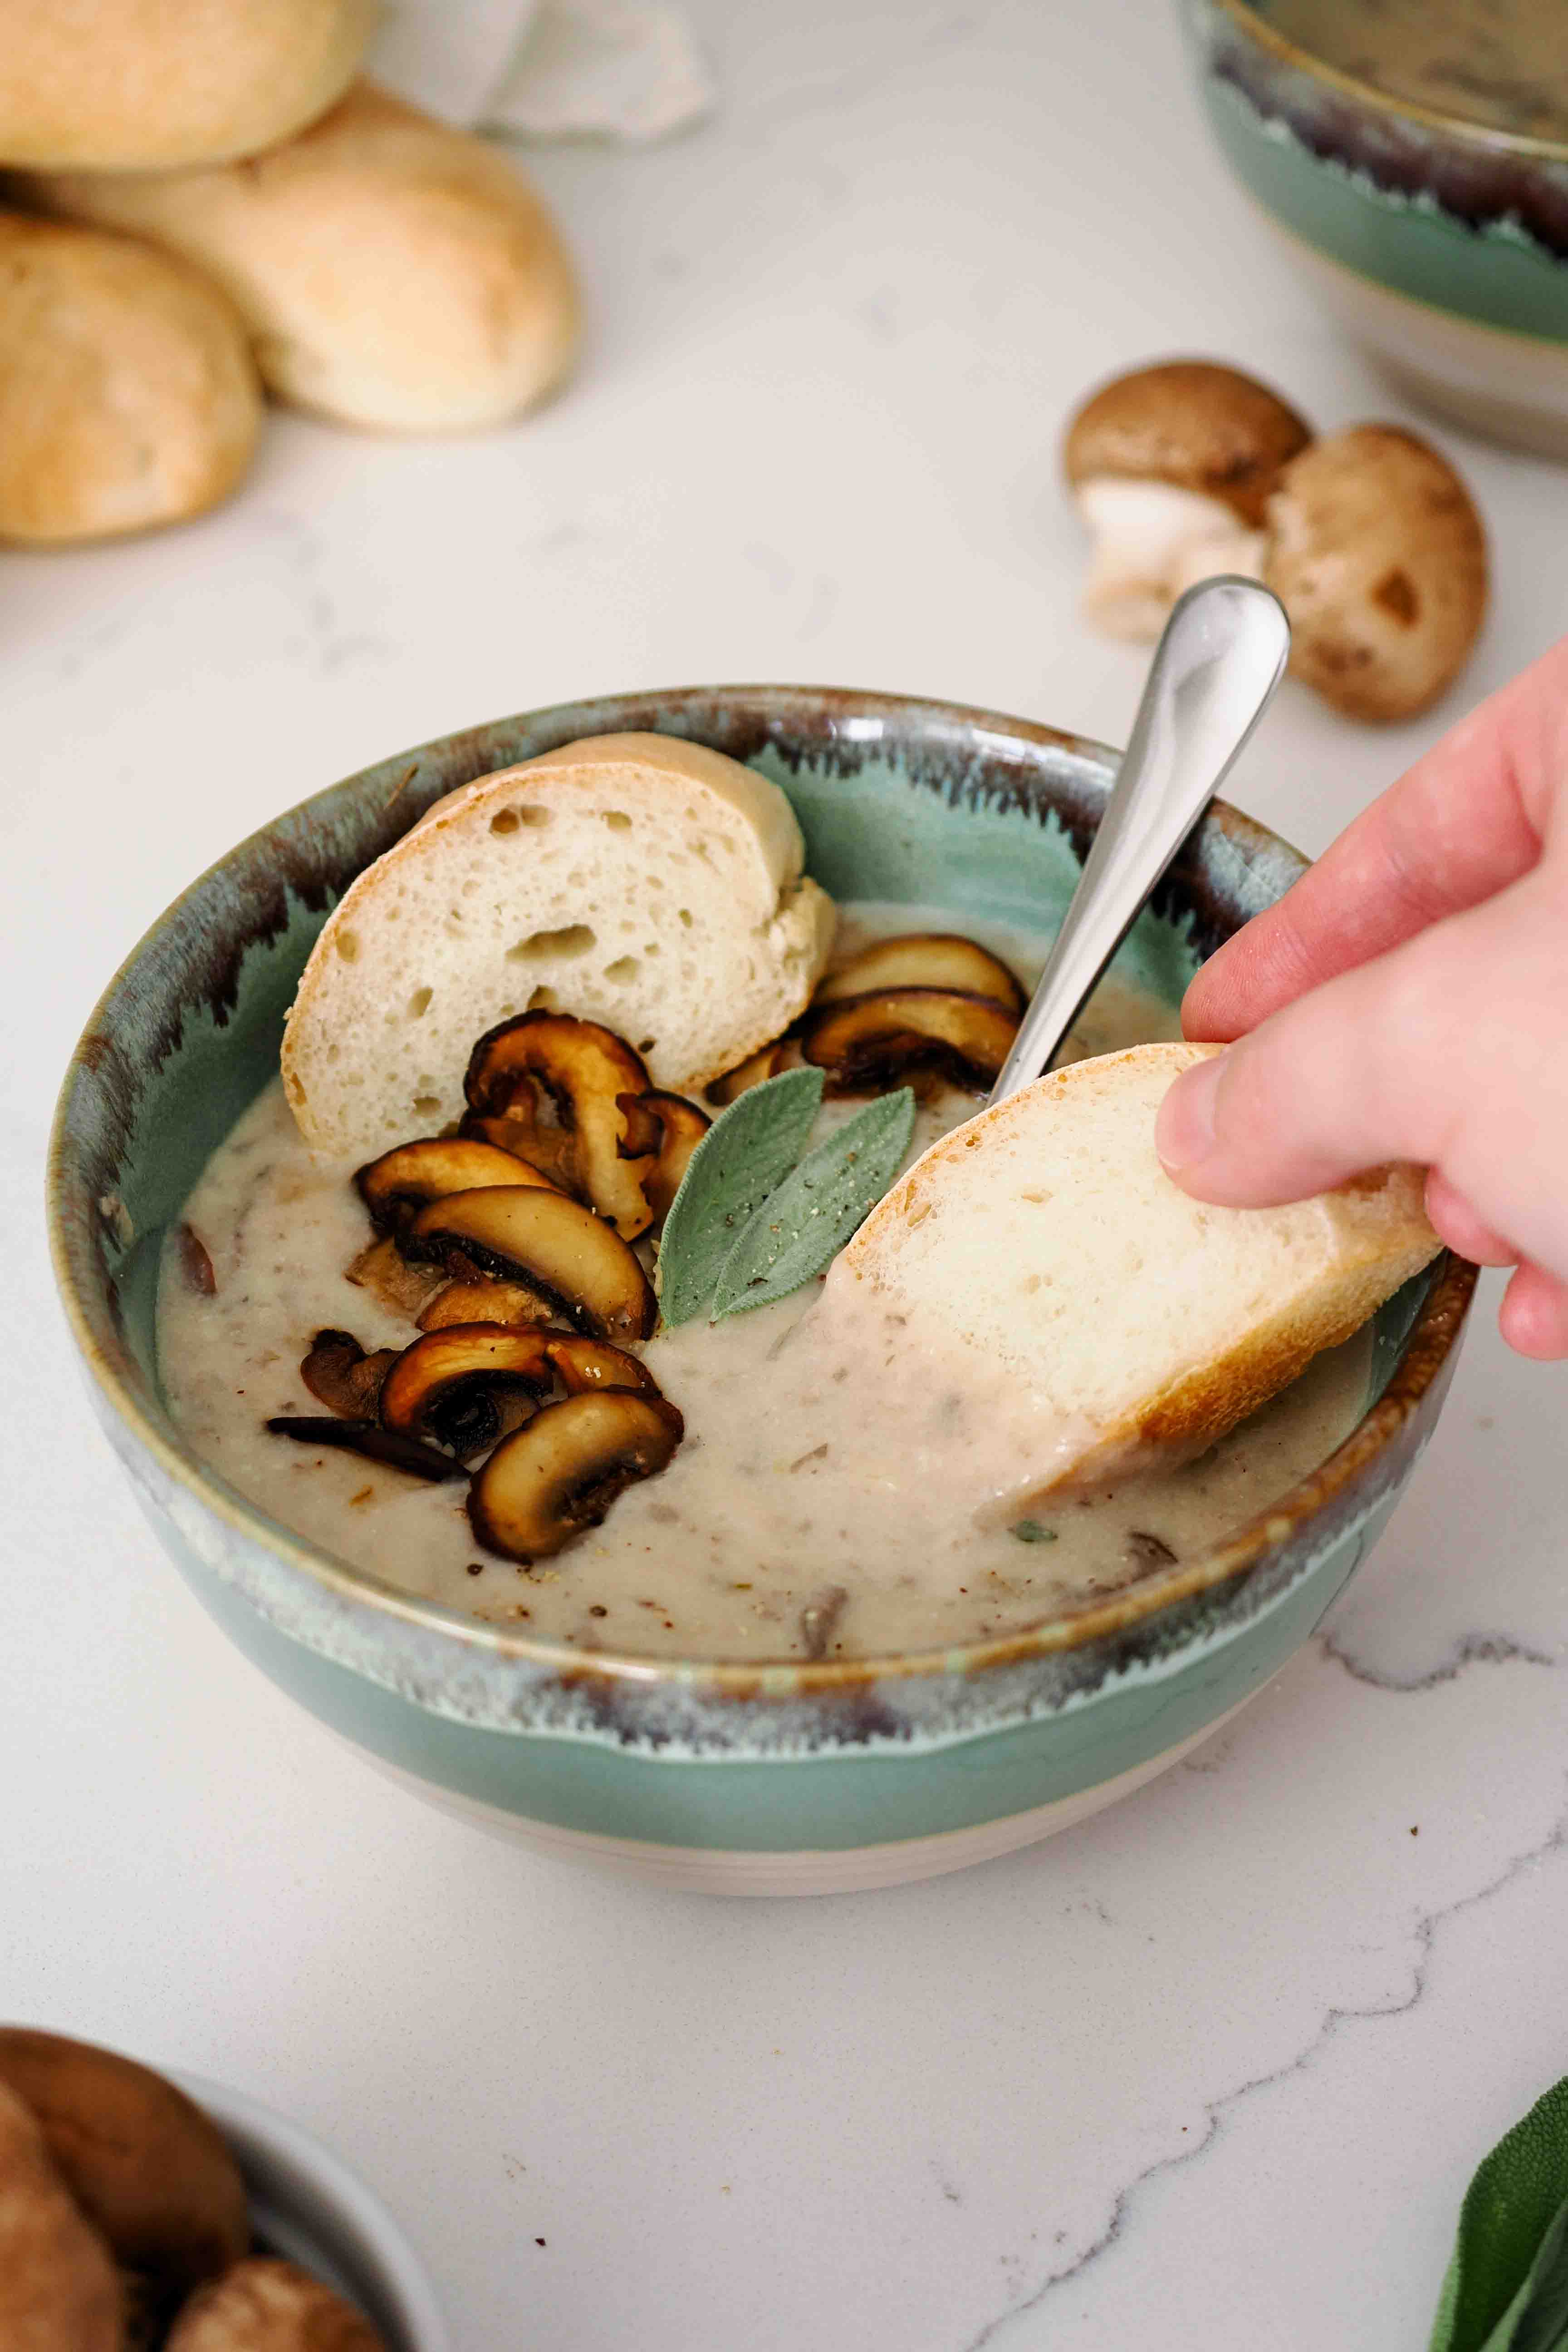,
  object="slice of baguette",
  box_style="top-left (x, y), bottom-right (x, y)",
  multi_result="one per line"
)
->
top-left (833, 1040), bottom-right (1441, 1507)
top-left (282, 733), bottom-right (836, 1160)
